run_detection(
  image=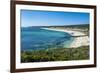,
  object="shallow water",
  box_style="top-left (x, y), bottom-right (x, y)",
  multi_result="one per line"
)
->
top-left (21, 27), bottom-right (74, 51)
